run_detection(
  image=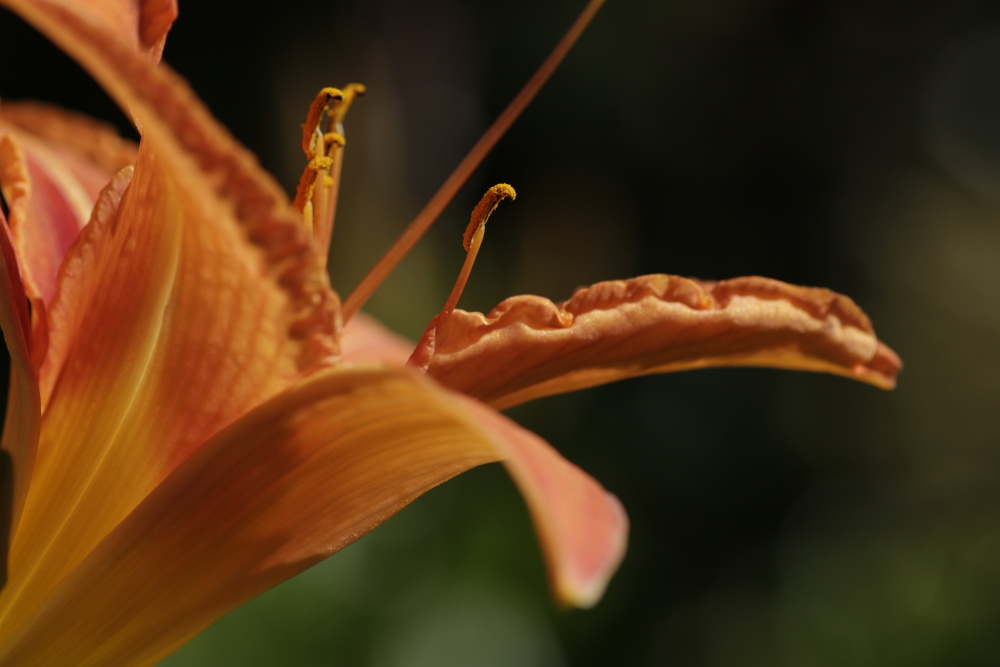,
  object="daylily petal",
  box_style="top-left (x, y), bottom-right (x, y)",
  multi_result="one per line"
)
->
top-left (0, 1), bottom-right (346, 630)
top-left (0, 209), bottom-right (40, 557)
top-left (0, 133), bottom-right (325, 630)
top-left (455, 393), bottom-right (627, 607)
top-left (36, 165), bottom-right (133, 408)
top-left (2, 0), bottom-right (341, 361)
top-left (0, 365), bottom-right (624, 665)
top-left (341, 311), bottom-right (417, 365)
top-left (413, 274), bottom-right (902, 409)
top-left (0, 105), bottom-right (134, 319)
